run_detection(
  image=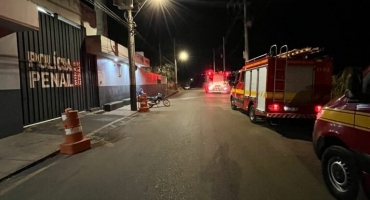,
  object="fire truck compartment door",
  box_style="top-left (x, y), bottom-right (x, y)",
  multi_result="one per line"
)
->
top-left (250, 69), bottom-right (258, 98)
top-left (244, 71), bottom-right (251, 97)
top-left (285, 66), bottom-right (314, 103)
top-left (257, 66), bottom-right (267, 111)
